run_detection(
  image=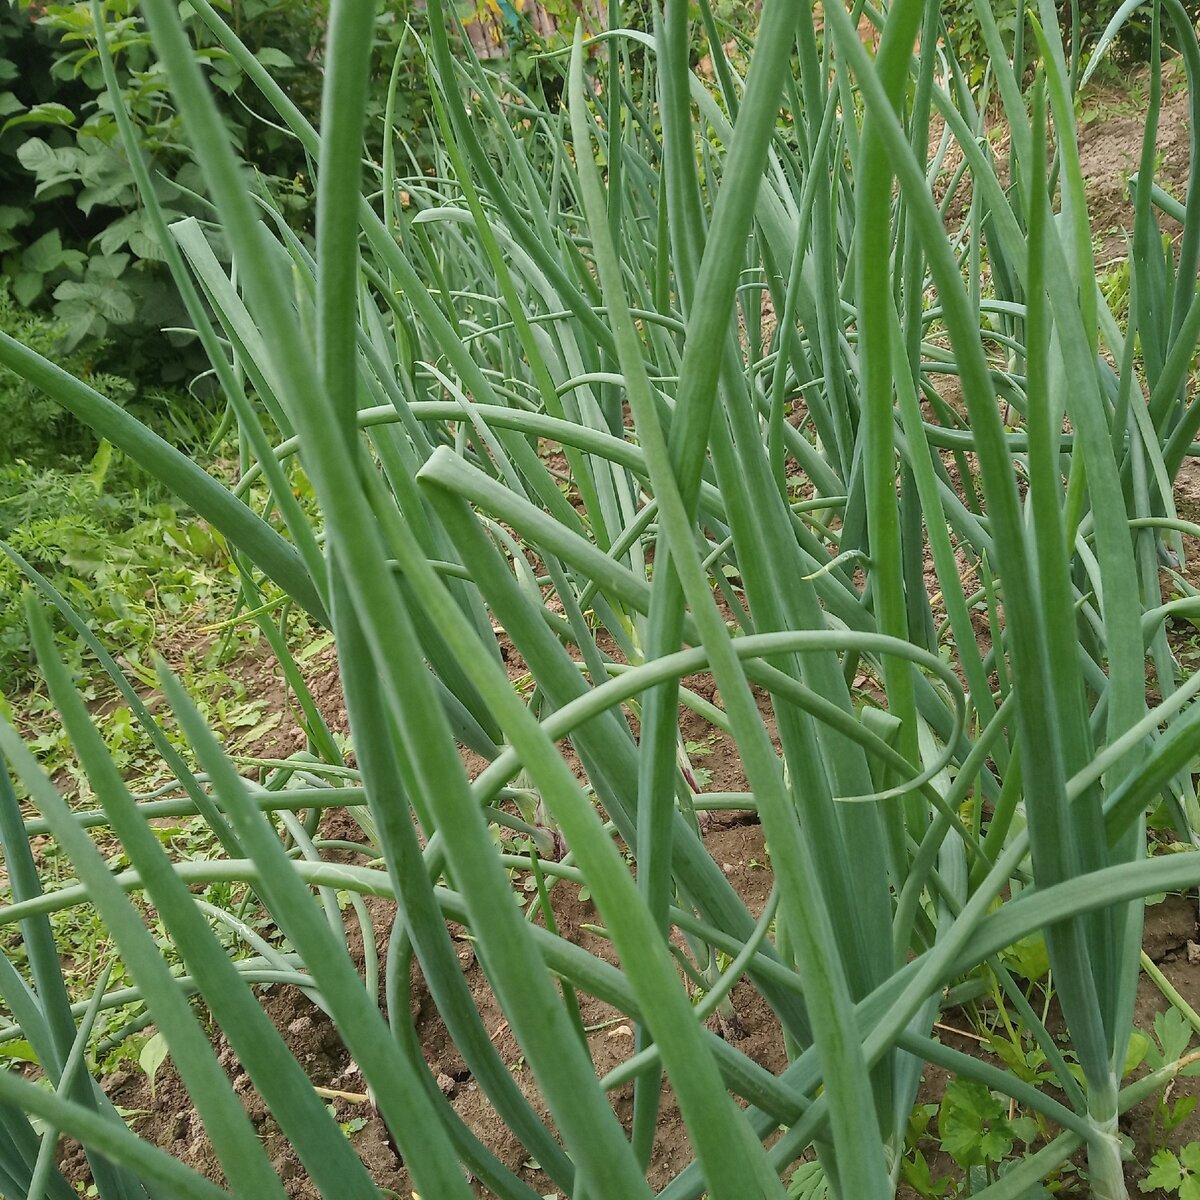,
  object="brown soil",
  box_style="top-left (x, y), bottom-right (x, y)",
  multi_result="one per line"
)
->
top-left (55, 618), bottom-right (786, 1196)
top-left (1127, 896), bottom-right (1200, 1194)
top-left (932, 59), bottom-right (1193, 267)
top-left (1078, 63), bottom-right (1194, 265)
top-left (50, 586), bottom-right (1200, 1199)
